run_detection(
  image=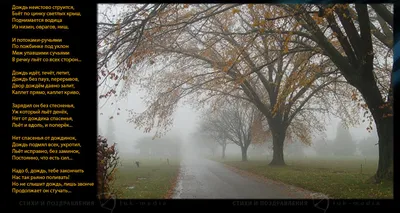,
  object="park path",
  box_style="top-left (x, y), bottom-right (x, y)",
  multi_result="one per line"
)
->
top-left (172, 156), bottom-right (324, 199)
